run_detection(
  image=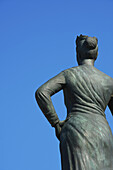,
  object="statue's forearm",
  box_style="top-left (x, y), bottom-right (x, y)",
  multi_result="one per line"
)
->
top-left (35, 87), bottom-right (60, 127)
